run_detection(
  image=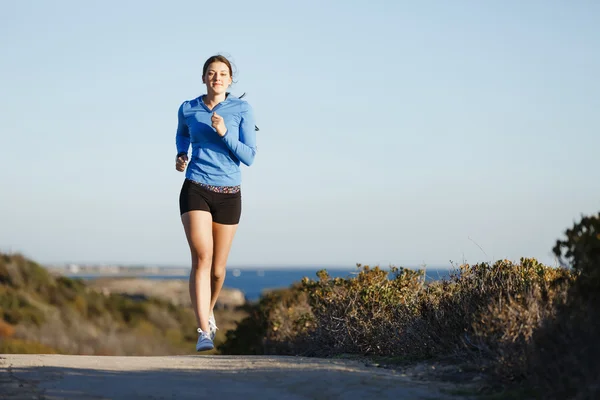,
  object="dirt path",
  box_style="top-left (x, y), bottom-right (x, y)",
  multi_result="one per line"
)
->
top-left (0, 354), bottom-right (471, 399)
